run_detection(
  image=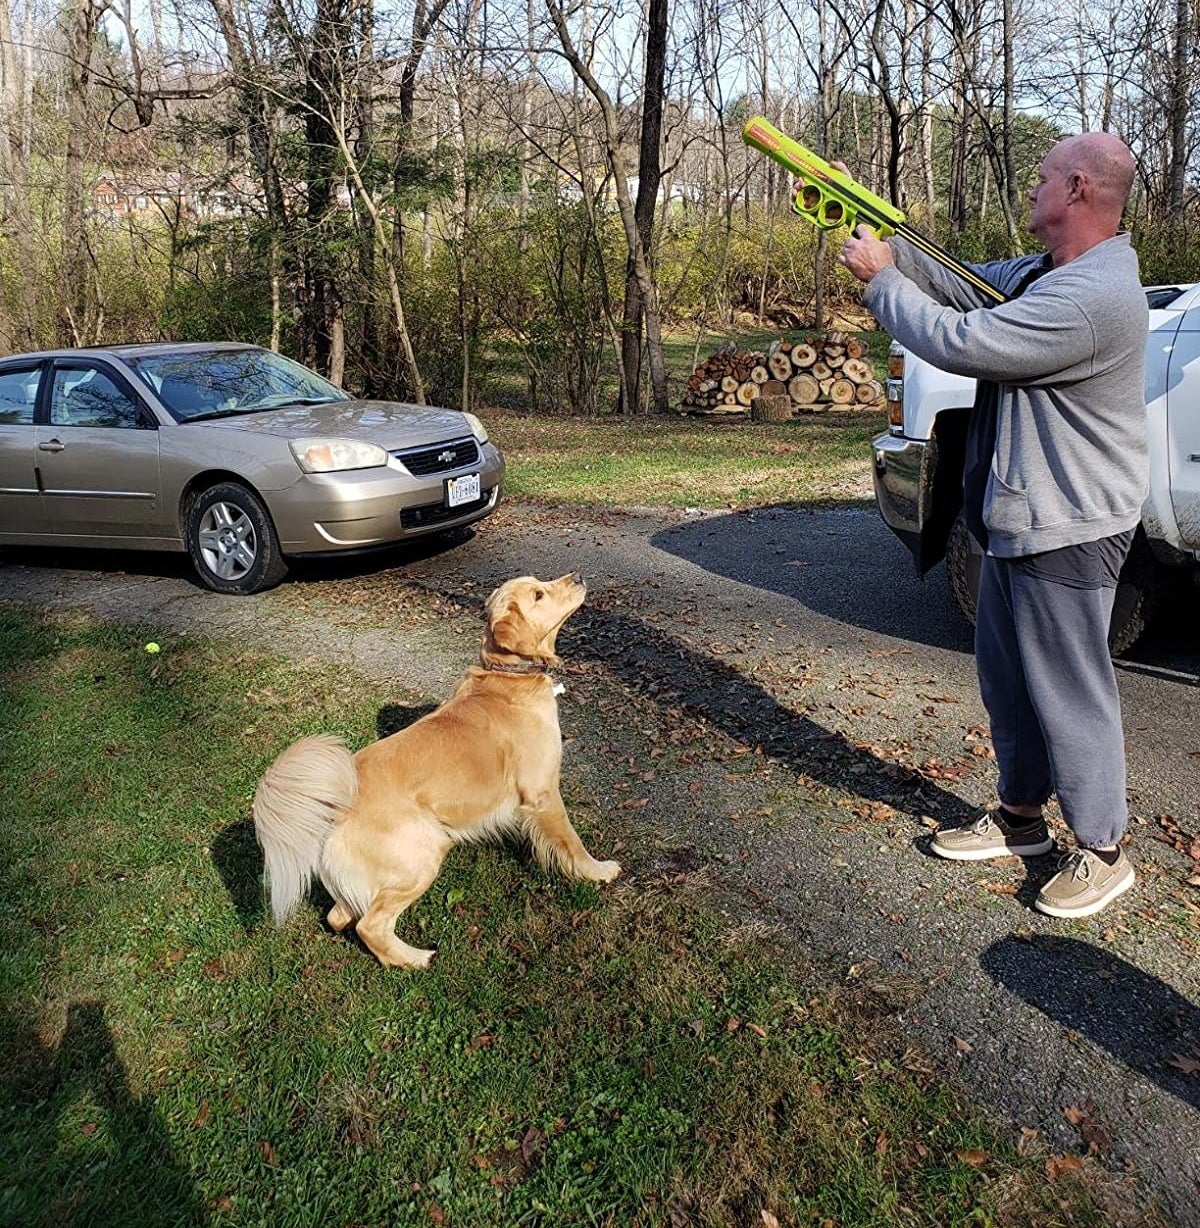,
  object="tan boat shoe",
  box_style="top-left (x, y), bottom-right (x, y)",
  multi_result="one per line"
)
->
top-left (1034, 848), bottom-right (1135, 919)
top-left (931, 811), bottom-right (1054, 861)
